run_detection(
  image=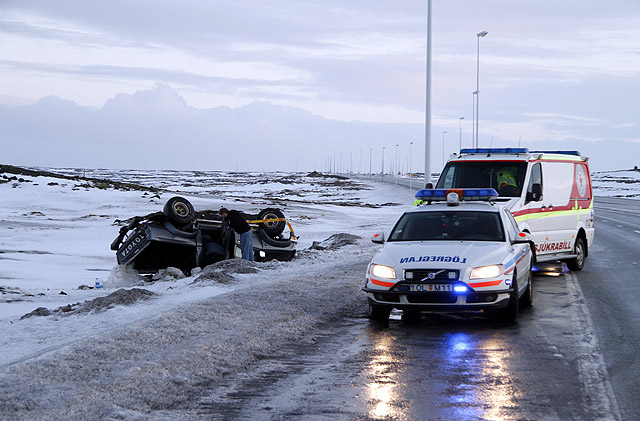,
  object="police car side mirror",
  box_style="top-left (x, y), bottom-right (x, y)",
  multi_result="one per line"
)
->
top-left (512, 231), bottom-right (532, 244)
top-left (371, 232), bottom-right (385, 244)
